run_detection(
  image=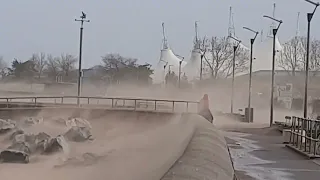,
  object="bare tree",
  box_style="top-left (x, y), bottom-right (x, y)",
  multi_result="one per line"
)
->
top-left (101, 53), bottom-right (152, 84)
top-left (278, 37), bottom-right (305, 76)
top-left (46, 54), bottom-right (60, 78)
top-left (102, 53), bottom-right (137, 69)
top-left (223, 44), bottom-right (249, 78)
top-left (201, 36), bottom-right (249, 79)
top-left (58, 54), bottom-right (77, 77)
top-left (30, 53), bottom-right (47, 78)
top-left (102, 53), bottom-right (137, 82)
top-left (309, 39), bottom-right (320, 76)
